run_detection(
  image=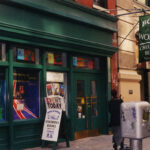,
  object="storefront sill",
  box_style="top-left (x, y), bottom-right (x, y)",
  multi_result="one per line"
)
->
top-left (46, 66), bottom-right (69, 72)
top-left (0, 61), bottom-right (9, 66)
top-left (13, 62), bottom-right (42, 69)
top-left (13, 119), bottom-right (42, 126)
top-left (72, 68), bottom-right (101, 74)
top-left (0, 121), bottom-right (9, 127)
